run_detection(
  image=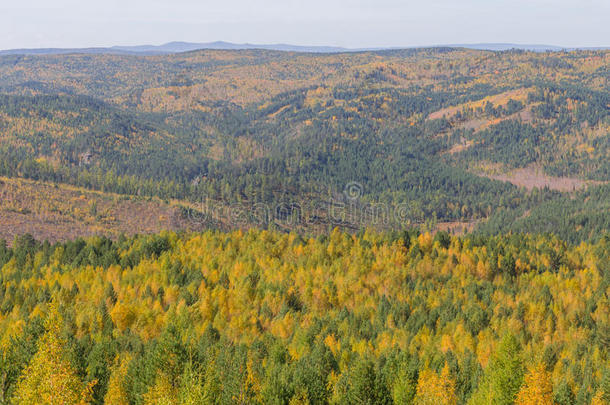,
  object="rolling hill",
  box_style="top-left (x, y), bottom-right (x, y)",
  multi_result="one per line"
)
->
top-left (0, 45), bottom-right (609, 405)
top-left (2, 41), bottom-right (608, 56)
top-left (0, 47), bottom-right (607, 242)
